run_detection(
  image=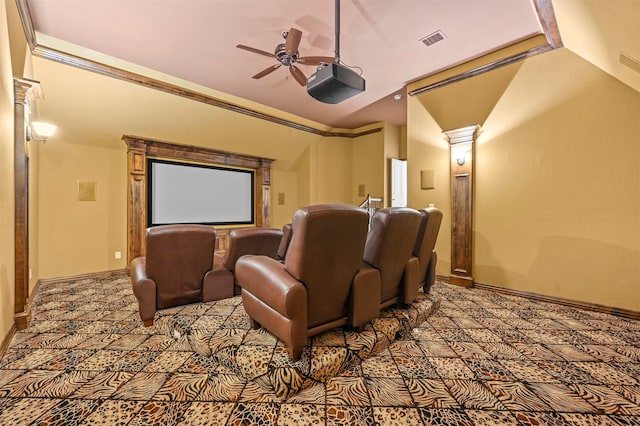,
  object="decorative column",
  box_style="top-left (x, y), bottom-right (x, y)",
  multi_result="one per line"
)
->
top-left (13, 78), bottom-right (41, 330)
top-left (124, 137), bottom-right (148, 264)
top-left (255, 158), bottom-right (273, 228)
top-left (444, 125), bottom-right (479, 288)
